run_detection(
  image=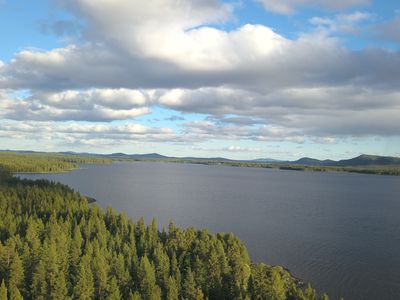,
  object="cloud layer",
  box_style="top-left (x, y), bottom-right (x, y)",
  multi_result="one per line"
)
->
top-left (257, 0), bottom-right (370, 14)
top-left (0, 0), bottom-right (399, 155)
